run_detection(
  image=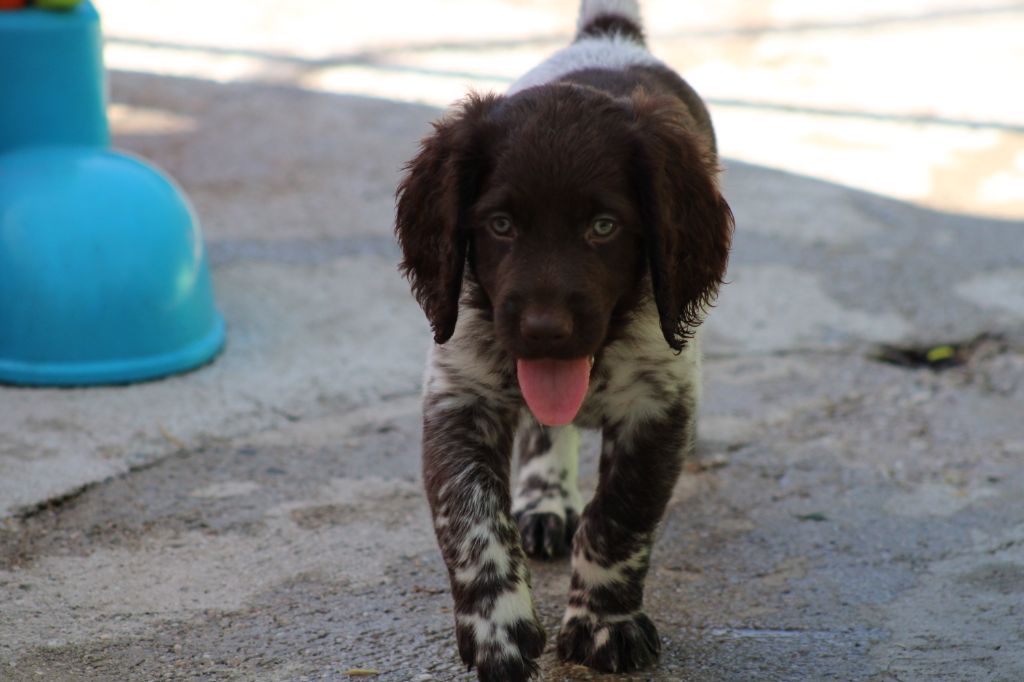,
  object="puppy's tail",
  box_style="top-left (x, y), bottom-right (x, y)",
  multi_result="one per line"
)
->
top-left (576, 0), bottom-right (645, 44)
